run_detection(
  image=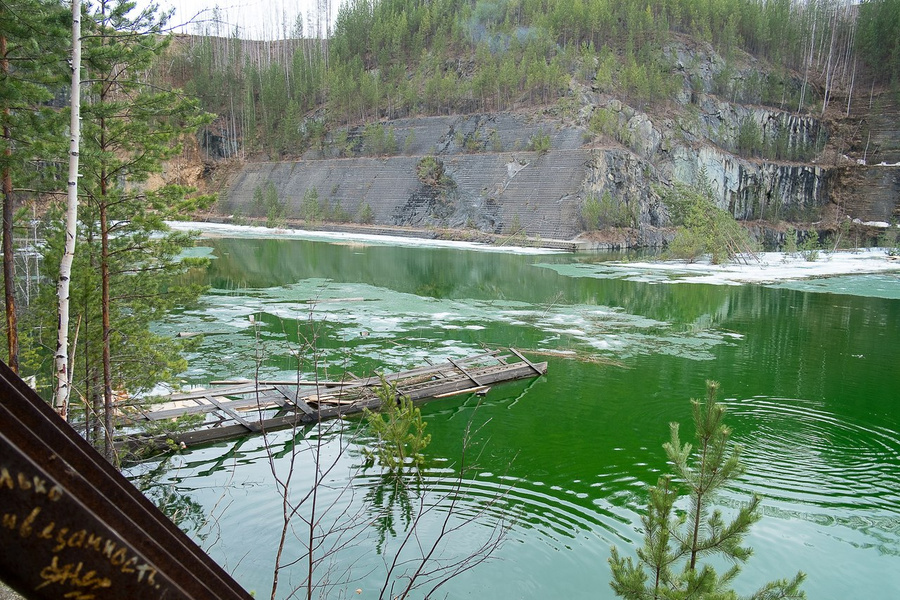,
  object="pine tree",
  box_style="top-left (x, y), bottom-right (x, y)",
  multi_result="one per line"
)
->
top-left (1, 0), bottom-right (68, 373)
top-left (363, 375), bottom-right (431, 473)
top-left (609, 381), bottom-right (806, 600)
top-left (39, 0), bottom-right (213, 460)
